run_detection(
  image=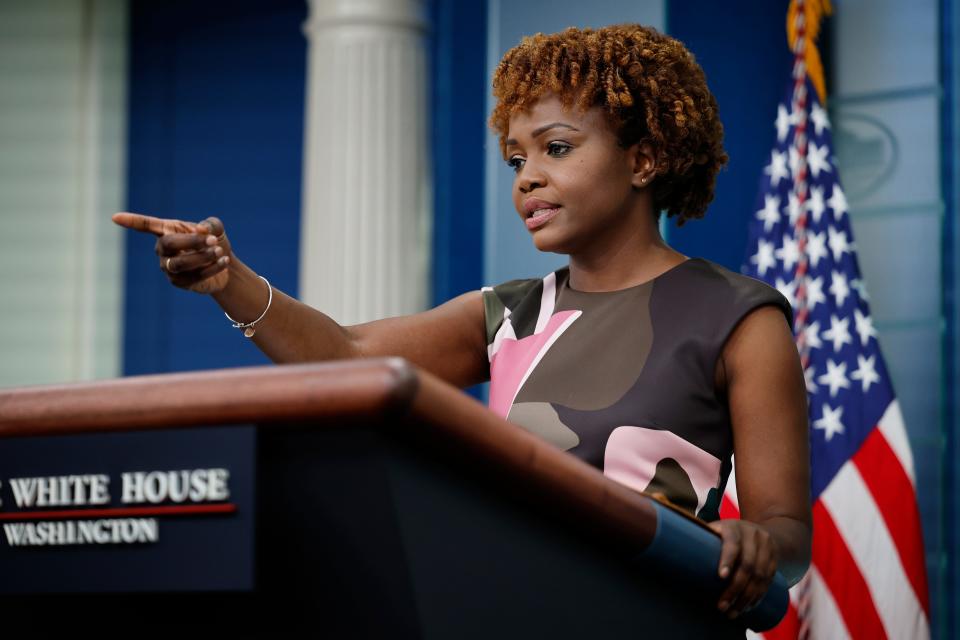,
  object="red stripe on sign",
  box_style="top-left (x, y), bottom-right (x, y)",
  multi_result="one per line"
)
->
top-left (760, 600), bottom-right (800, 640)
top-left (0, 503), bottom-right (237, 521)
top-left (853, 429), bottom-right (931, 615)
top-left (813, 501), bottom-right (887, 640)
